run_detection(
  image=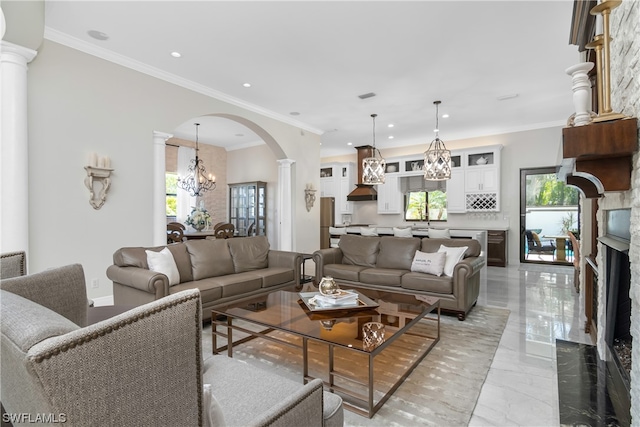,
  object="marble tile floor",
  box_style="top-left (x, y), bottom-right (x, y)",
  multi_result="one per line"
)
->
top-left (469, 263), bottom-right (593, 426)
